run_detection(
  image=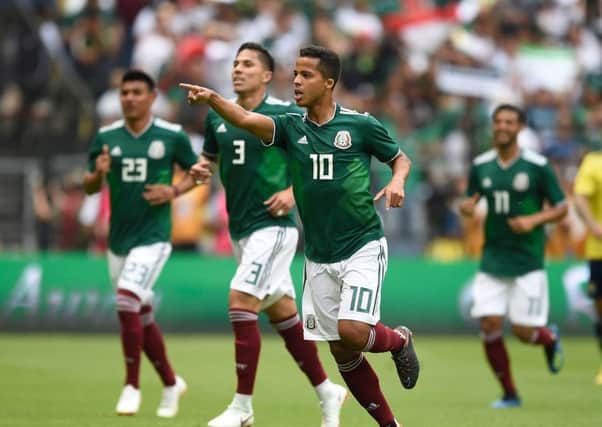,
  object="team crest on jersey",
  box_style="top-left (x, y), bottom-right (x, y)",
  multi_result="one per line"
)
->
top-left (148, 140), bottom-right (165, 159)
top-left (482, 177), bottom-right (492, 188)
top-left (512, 172), bottom-right (529, 191)
top-left (333, 130), bottom-right (352, 150)
top-left (305, 314), bottom-right (316, 330)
